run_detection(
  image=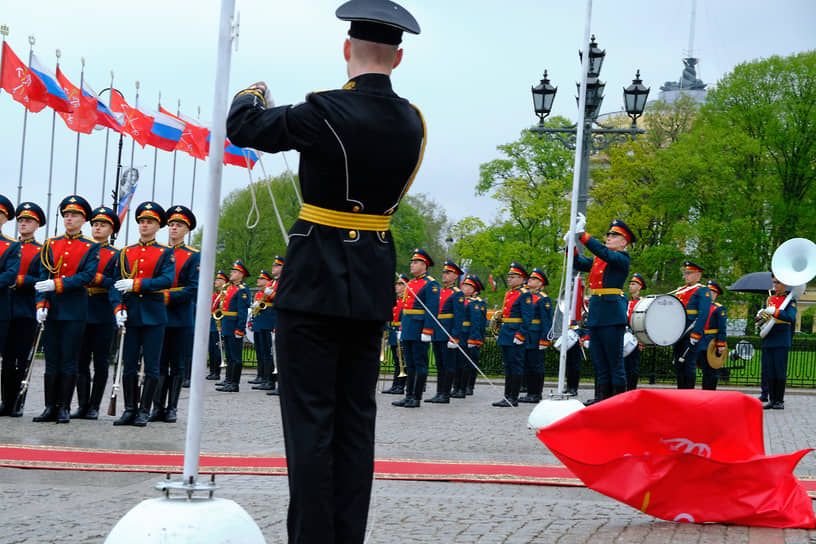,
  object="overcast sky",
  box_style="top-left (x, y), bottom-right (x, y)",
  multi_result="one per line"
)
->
top-left (1, 0), bottom-right (814, 243)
